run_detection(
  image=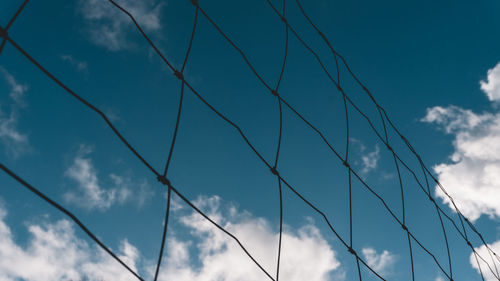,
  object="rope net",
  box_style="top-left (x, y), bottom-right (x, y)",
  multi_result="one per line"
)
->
top-left (0, 0), bottom-right (498, 280)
